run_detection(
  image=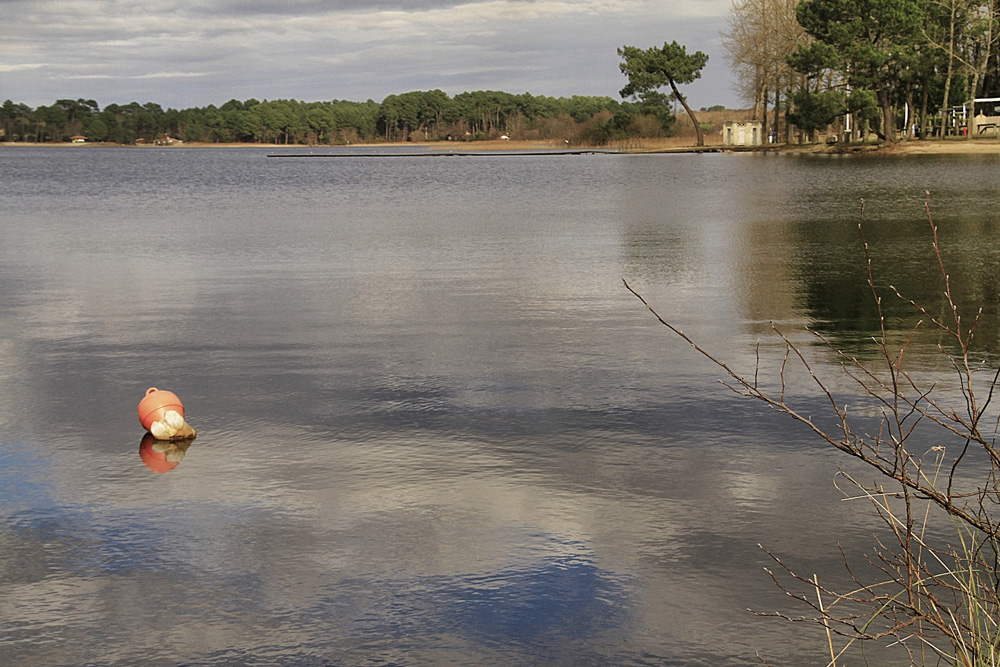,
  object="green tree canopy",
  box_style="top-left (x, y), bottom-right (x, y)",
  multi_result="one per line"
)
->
top-left (1, 89), bottom-right (679, 146)
top-left (792, 0), bottom-right (922, 142)
top-left (788, 89), bottom-right (846, 134)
